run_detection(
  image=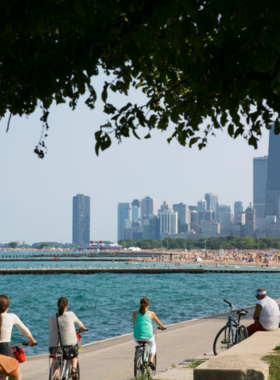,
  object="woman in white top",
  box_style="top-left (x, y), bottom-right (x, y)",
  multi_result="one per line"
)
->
top-left (0, 294), bottom-right (36, 380)
top-left (49, 297), bottom-right (87, 379)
